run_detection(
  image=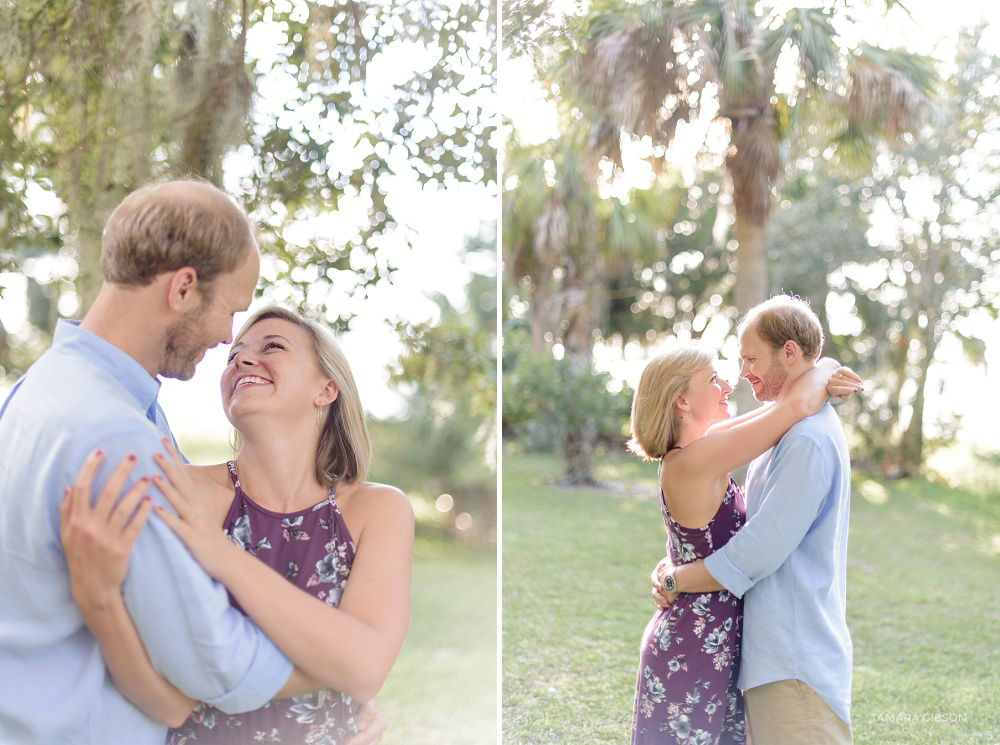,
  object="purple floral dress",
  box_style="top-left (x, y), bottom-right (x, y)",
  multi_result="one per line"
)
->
top-left (169, 462), bottom-right (359, 745)
top-left (631, 459), bottom-right (747, 745)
